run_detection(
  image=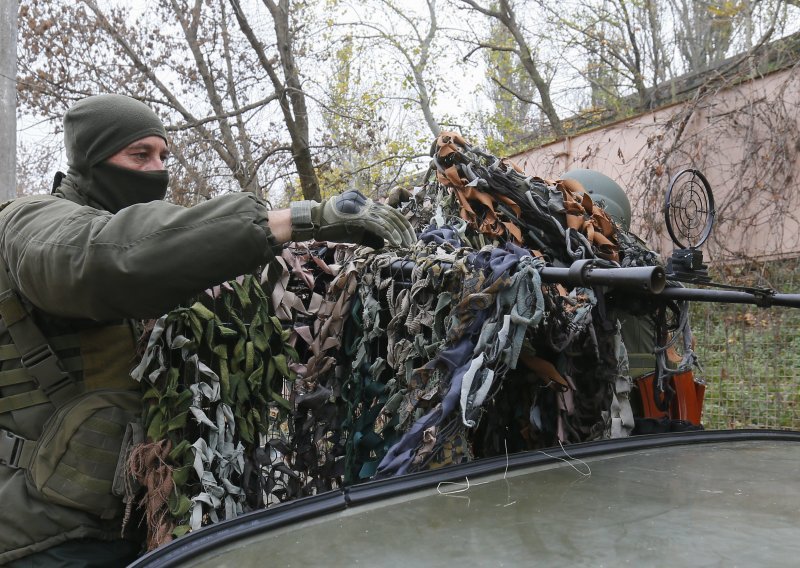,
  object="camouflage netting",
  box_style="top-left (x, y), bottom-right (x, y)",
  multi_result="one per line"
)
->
top-left (128, 275), bottom-right (298, 548)
top-left (128, 132), bottom-right (683, 548)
